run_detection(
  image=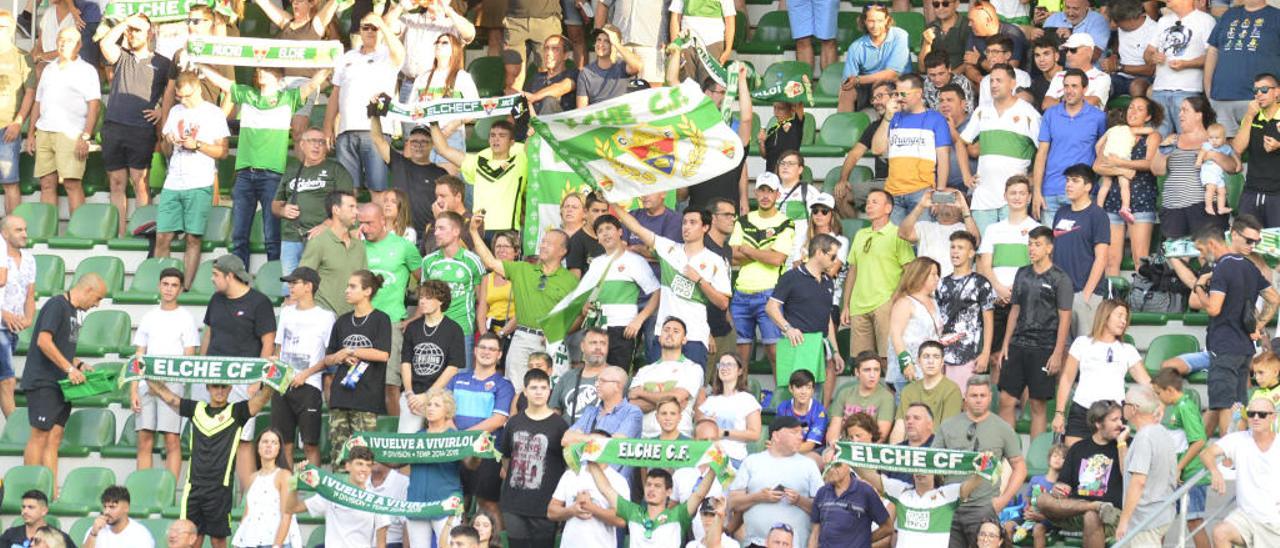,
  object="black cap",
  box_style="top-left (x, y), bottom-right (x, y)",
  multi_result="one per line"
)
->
top-left (769, 415), bottom-right (803, 436)
top-left (280, 266), bottom-right (320, 288)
